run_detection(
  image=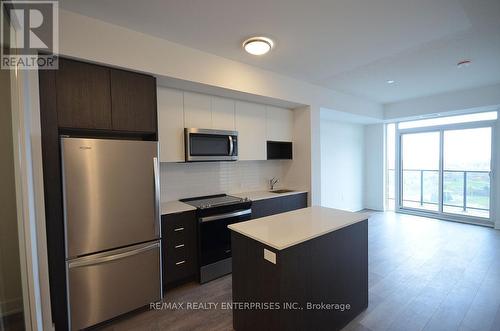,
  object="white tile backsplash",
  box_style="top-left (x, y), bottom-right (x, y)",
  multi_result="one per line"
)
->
top-left (160, 161), bottom-right (289, 201)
